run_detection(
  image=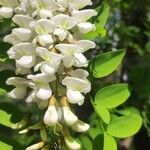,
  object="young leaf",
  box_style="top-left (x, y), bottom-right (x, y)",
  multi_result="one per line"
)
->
top-left (103, 133), bottom-right (117, 150)
top-left (90, 50), bottom-right (125, 78)
top-left (94, 105), bottom-right (110, 124)
top-left (94, 84), bottom-right (130, 109)
top-left (117, 107), bottom-right (140, 116)
top-left (107, 115), bottom-right (142, 138)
